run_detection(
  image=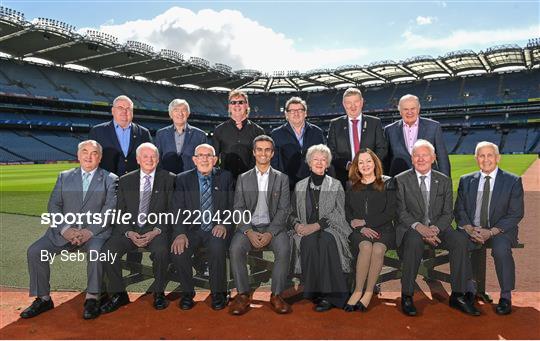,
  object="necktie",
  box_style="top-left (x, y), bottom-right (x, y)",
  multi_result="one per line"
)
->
top-left (351, 119), bottom-right (360, 155)
top-left (420, 175), bottom-right (430, 225)
top-left (200, 176), bottom-right (213, 232)
top-left (82, 172), bottom-right (91, 199)
top-left (480, 176), bottom-right (491, 228)
top-left (138, 175), bottom-right (151, 227)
